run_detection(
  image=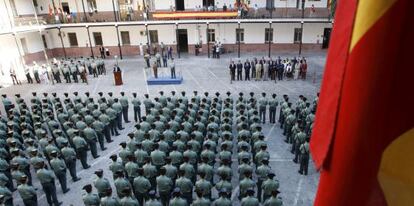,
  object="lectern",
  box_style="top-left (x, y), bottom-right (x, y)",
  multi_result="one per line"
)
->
top-left (114, 71), bottom-right (123, 86)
